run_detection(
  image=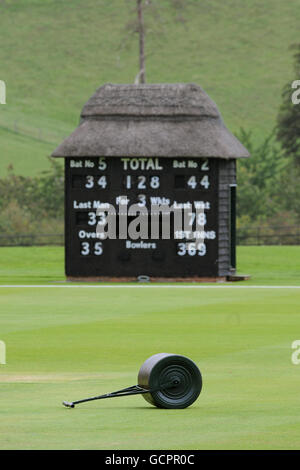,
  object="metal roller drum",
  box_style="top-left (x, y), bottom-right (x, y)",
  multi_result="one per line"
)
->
top-left (138, 353), bottom-right (202, 409)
